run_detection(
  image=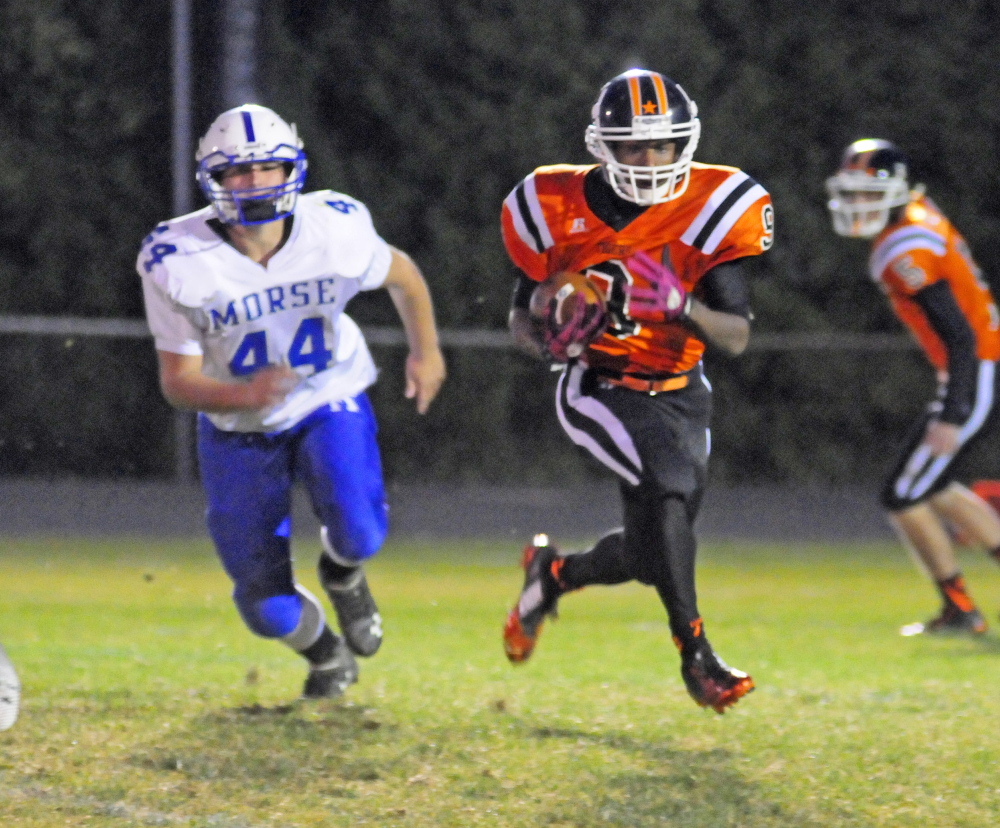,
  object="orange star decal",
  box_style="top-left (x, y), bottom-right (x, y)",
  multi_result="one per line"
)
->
top-left (642, 100), bottom-right (658, 114)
